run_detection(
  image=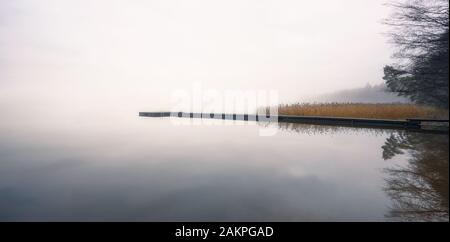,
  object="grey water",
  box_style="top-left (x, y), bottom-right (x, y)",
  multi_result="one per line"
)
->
top-left (0, 109), bottom-right (448, 221)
